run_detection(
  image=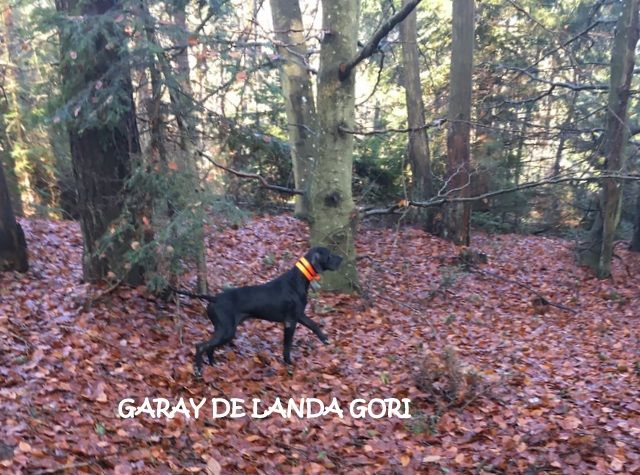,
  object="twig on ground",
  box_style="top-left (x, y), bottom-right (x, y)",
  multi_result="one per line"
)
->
top-left (469, 266), bottom-right (577, 314)
top-left (81, 280), bottom-right (122, 311)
